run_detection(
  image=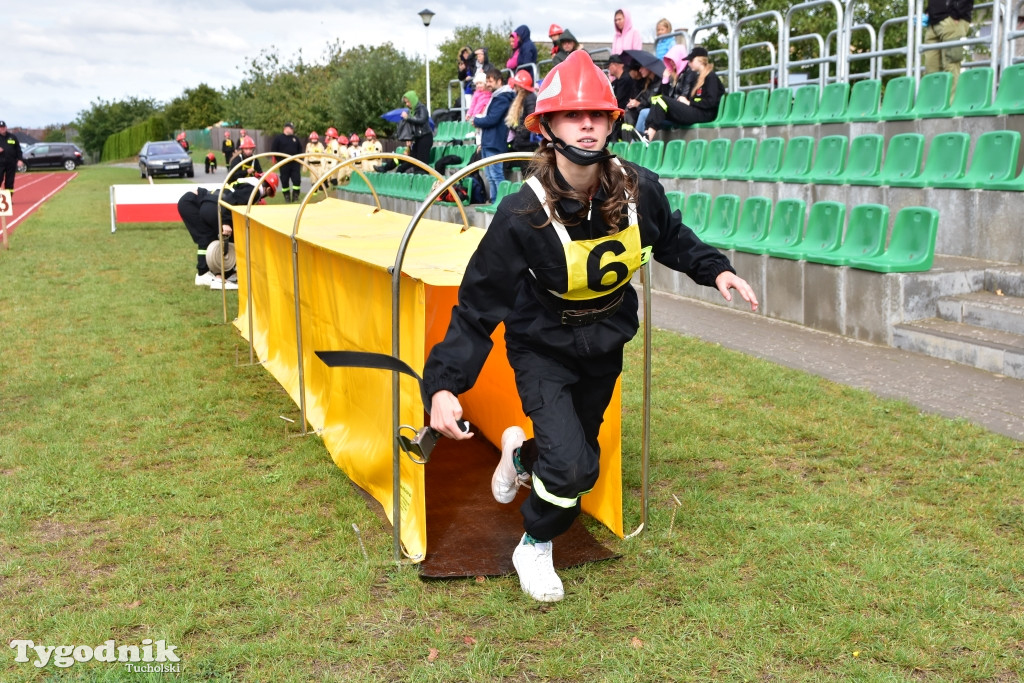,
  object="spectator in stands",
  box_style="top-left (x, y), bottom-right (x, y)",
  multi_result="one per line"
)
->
top-left (401, 91), bottom-right (434, 173)
top-left (0, 120), bottom-right (25, 199)
top-left (608, 54), bottom-right (639, 141)
top-left (227, 135), bottom-right (263, 181)
top-left (221, 131), bottom-right (235, 167)
top-left (654, 18), bottom-right (675, 60)
top-left (177, 173), bottom-right (279, 289)
top-left (473, 67), bottom-right (515, 202)
top-left (270, 122), bottom-right (303, 203)
top-left (612, 9), bottom-right (643, 55)
top-left (642, 47), bottom-right (724, 140)
top-left (548, 24), bottom-right (564, 63)
top-left (924, 0), bottom-right (974, 99)
top-left (422, 49), bottom-right (757, 604)
top-left (508, 25), bottom-right (538, 76)
top-left (458, 46), bottom-right (475, 94)
top-left (504, 69), bottom-right (539, 179)
top-left (554, 29), bottom-right (580, 65)
top-left (620, 56), bottom-right (666, 141)
top-left (465, 70), bottom-right (493, 132)
top-left (473, 47), bottom-right (493, 80)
